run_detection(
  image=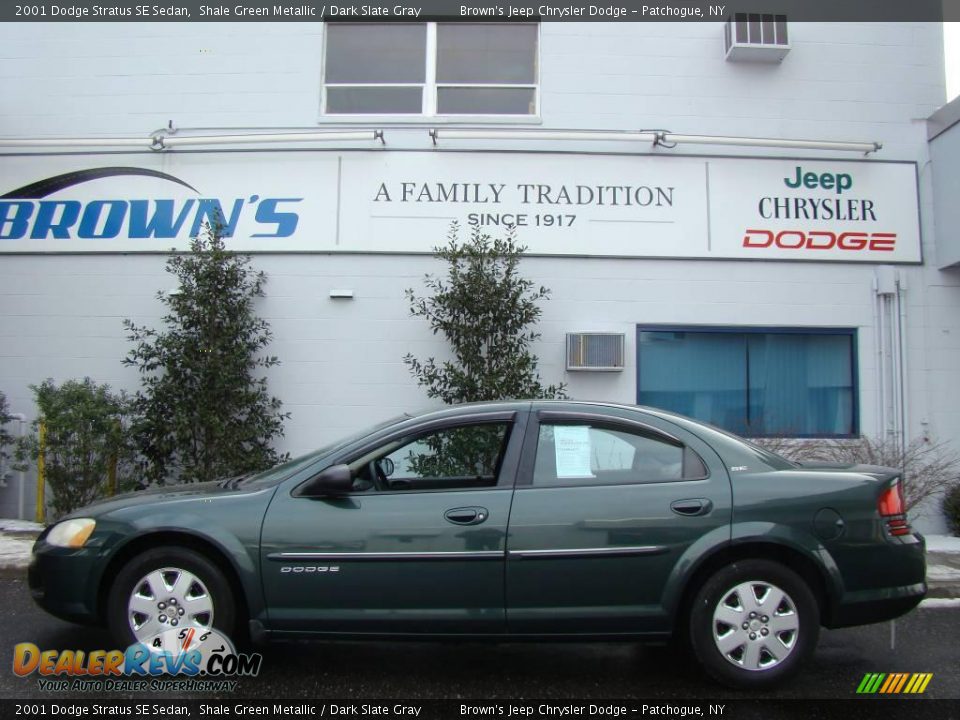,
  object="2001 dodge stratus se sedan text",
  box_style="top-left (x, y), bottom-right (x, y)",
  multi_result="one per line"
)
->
top-left (28, 401), bottom-right (926, 688)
